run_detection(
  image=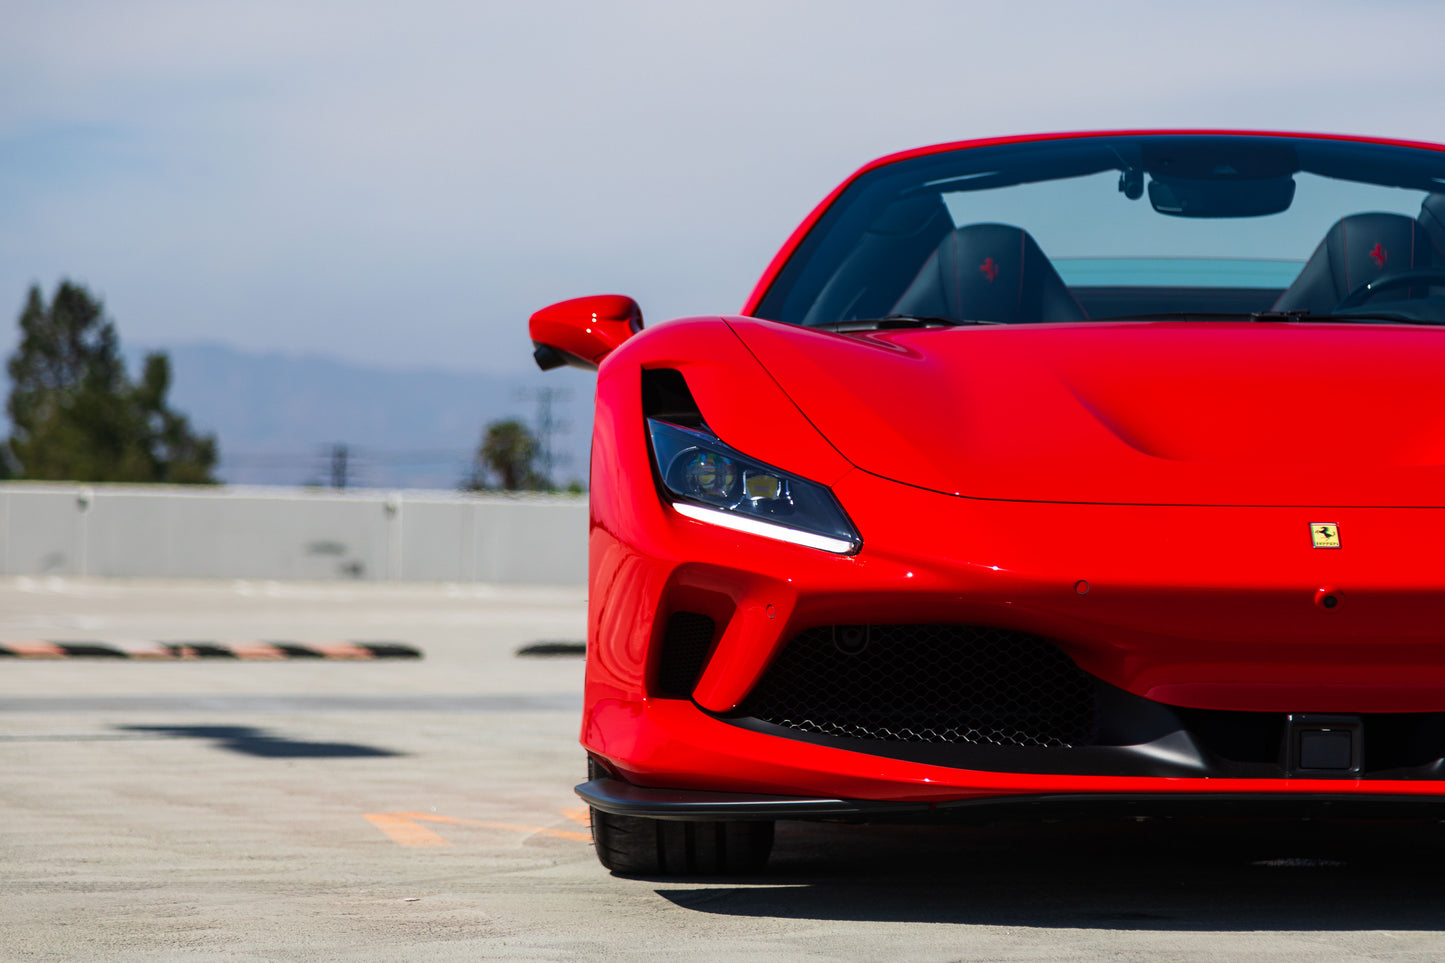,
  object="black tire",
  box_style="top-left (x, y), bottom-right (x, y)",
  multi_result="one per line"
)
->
top-left (587, 759), bottom-right (774, 875)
